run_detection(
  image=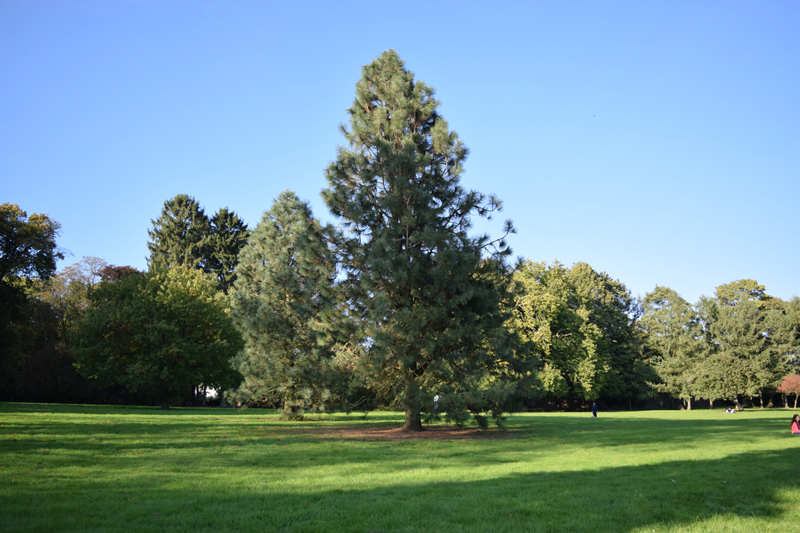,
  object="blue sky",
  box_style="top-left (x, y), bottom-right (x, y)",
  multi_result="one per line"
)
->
top-left (2, 0), bottom-right (798, 304)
